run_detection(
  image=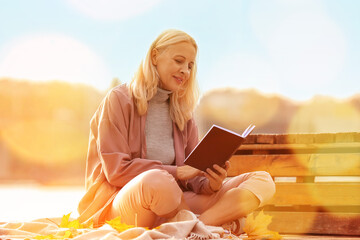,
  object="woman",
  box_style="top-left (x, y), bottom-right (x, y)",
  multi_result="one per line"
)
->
top-left (77, 29), bottom-right (275, 235)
